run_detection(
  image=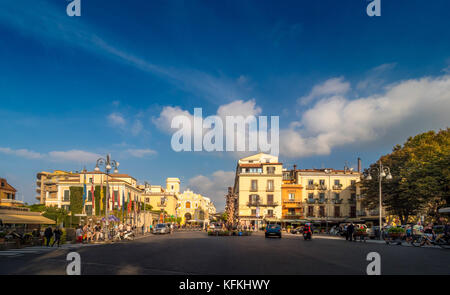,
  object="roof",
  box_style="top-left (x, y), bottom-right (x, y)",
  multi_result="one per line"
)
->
top-left (0, 178), bottom-right (17, 192)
